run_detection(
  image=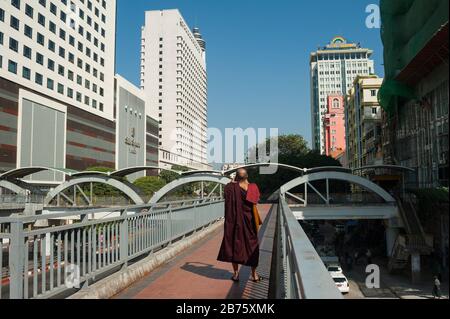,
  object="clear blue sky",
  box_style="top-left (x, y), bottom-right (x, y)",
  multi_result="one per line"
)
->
top-left (116, 0), bottom-right (383, 146)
